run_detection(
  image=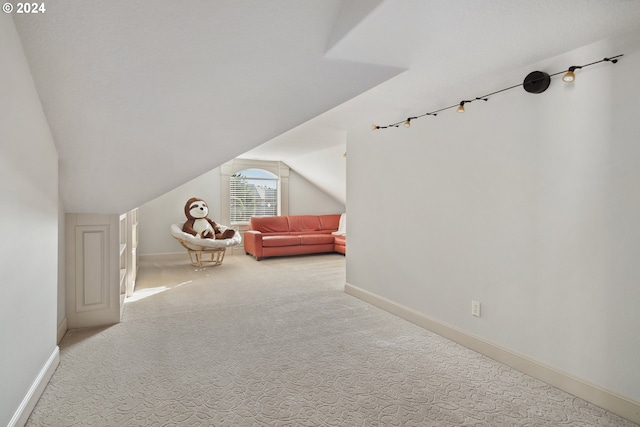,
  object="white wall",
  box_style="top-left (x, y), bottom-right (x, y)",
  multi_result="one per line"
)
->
top-left (138, 167), bottom-right (222, 256)
top-left (138, 164), bottom-right (345, 255)
top-left (57, 195), bottom-right (66, 341)
top-left (347, 34), bottom-right (640, 402)
top-left (0, 15), bottom-right (59, 426)
top-left (288, 169), bottom-right (345, 215)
